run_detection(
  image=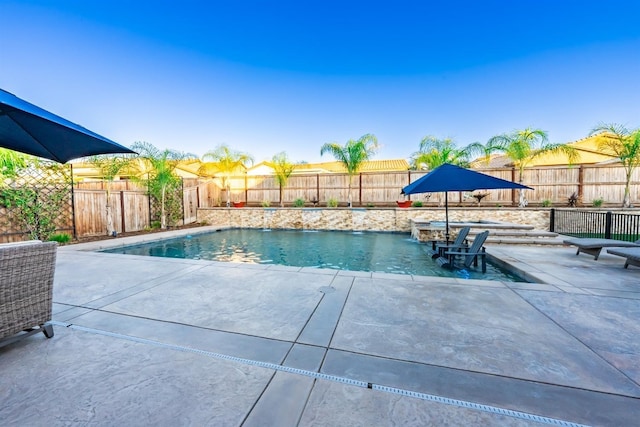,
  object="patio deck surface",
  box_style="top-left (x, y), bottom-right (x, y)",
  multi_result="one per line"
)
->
top-left (1, 226), bottom-right (639, 426)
